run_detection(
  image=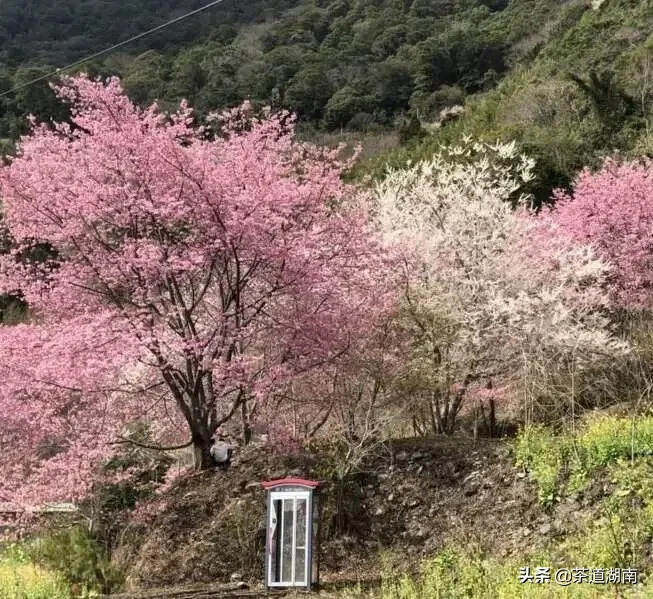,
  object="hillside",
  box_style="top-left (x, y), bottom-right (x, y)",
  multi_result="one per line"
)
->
top-left (113, 437), bottom-right (544, 590)
top-left (2, 0), bottom-right (651, 203)
top-left (99, 413), bottom-right (653, 597)
top-left (5, 414), bottom-right (653, 598)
